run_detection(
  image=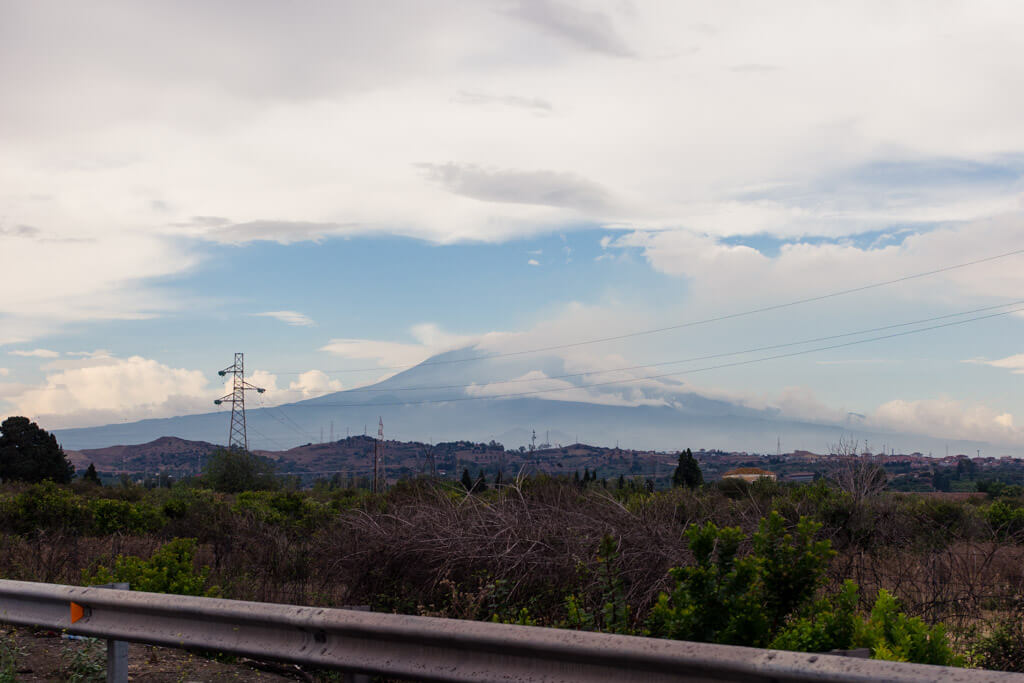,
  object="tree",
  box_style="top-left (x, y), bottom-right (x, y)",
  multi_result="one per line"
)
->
top-left (672, 448), bottom-right (703, 489)
top-left (461, 467), bottom-right (473, 491)
top-left (474, 470), bottom-right (488, 492)
top-left (203, 447), bottom-right (277, 493)
top-left (0, 416), bottom-right (73, 484)
top-left (829, 436), bottom-right (887, 502)
top-left (82, 462), bottom-right (102, 486)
